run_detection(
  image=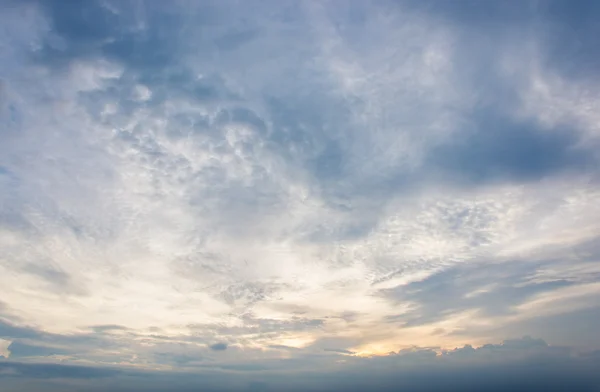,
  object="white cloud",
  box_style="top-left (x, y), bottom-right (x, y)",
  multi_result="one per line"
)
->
top-left (0, 339), bottom-right (11, 358)
top-left (132, 84), bottom-right (152, 101)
